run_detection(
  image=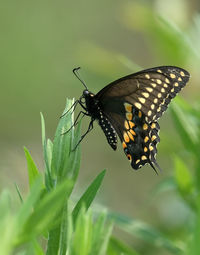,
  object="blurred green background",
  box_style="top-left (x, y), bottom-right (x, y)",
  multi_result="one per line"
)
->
top-left (0, 0), bottom-right (200, 254)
